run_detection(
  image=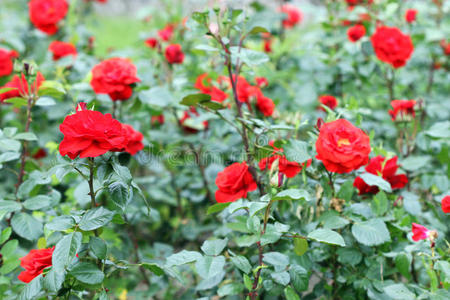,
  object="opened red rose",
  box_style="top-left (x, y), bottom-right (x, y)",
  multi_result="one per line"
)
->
top-left (315, 119), bottom-right (371, 173)
top-left (405, 9), bottom-right (417, 23)
top-left (122, 124), bottom-right (144, 155)
top-left (371, 26), bottom-right (414, 68)
top-left (48, 41), bottom-right (77, 61)
top-left (280, 5), bottom-right (302, 28)
top-left (353, 156), bottom-right (408, 194)
top-left (441, 195), bottom-right (450, 213)
top-left (18, 247), bottom-right (54, 283)
top-left (215, 161), bottom-right (257, 203)
top-left (29, 0), bottom-right (69, 35)
top-left (165, 44), bottom-right (184, 64)
top-left (388, 100), bottom-right (416, 121)
top-left (158, 24), bottom-right (175, 41)
top-left (0, 72), bottom-right (45, 102)
top-left (411, 223), bottom-right (430, 241)
top-left (0, 48), bottom-right (19, 77)
top-left (319, 95), bottom-right (338, 111)
top-left (59, 103), bottom-right (128, 159)
top-left (259, 141), bottom-right (311, 178)
top-left (90, 57), bottom-right (140, 101)
top-left (194, 73), bottom-right (228, 103)
top-left (256, 95), bottom-right (275, 117)
top-left (347, 24), bottom-right (366, 42)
